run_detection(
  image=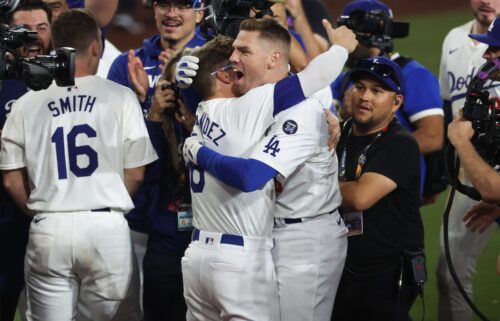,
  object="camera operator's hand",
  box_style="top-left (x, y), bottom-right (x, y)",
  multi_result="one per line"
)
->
top-left (463, 201), bottom-right (500, 233)
top-left (175, 55), bottom-right (199, 89)
top-left (322, 20), bottom-right (358, 53)
top-left (174, 98), bottom-right (196, 133)
top-left (128, 50), bottom-right (149, 103)
top-left (147, 79), bottom-right (177, 122)
top-left (447, 116), bottom-right (474, 147)
top-left (158, 48), bottom-right (175, 71)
